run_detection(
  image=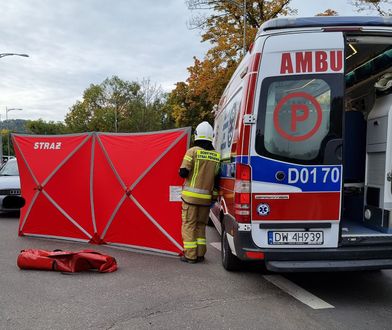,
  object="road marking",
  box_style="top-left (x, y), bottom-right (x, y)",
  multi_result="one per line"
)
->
top-left (263, 275), bottom-right (334, 310)
top-left (210, 242), bottom-right (221, 251)
top-left (210, 240), bottom-right (332, 310)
